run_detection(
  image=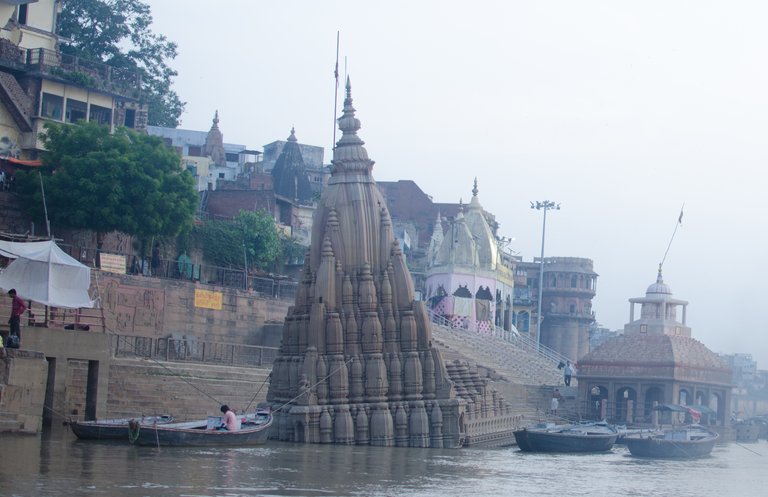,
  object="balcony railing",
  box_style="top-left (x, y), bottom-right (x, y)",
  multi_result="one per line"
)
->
top-left (0, 41), bottom-right (143, 98)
